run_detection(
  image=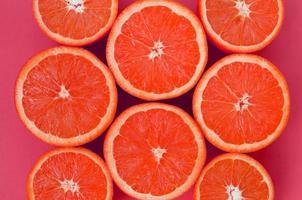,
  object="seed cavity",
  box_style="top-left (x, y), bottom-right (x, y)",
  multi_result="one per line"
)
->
top-left (149, 41), bottom-right (165, 61)
top-left (235, 93), bottom-right (250, 112)
top-left (235, 0), bottom-right (251, 17)
top-left (226, 185), bottom-right (244, 200)
top-left (65, 0), bottom-right (85, 13)
top-left (58, 85), bottom-right (70, 99)
top-left (152, 147), bottom-right (167, 164)
top-left (60, 179), bottom-right (80, 195)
